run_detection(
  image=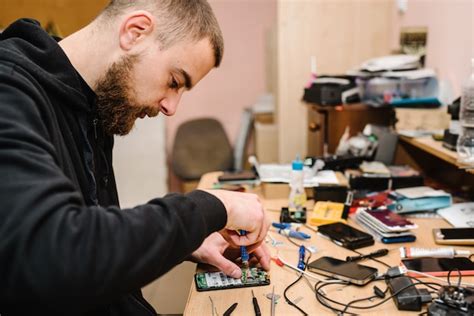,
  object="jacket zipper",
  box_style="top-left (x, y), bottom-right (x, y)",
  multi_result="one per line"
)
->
top-left (93, 118), bottom-right (99, 140)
